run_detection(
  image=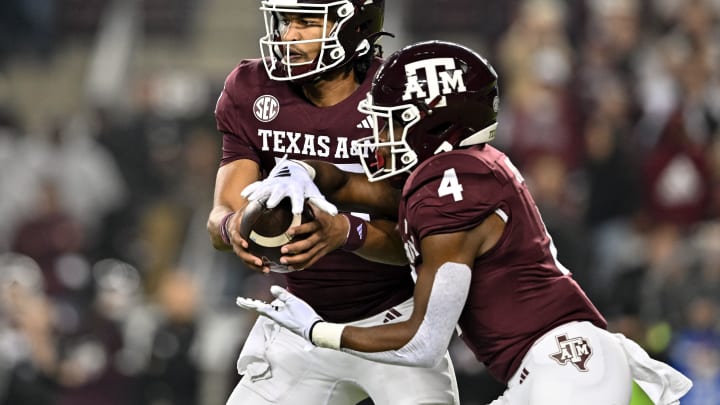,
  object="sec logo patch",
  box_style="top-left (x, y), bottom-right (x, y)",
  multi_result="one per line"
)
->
top-left (253, 95), bottom-right (280, 122)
